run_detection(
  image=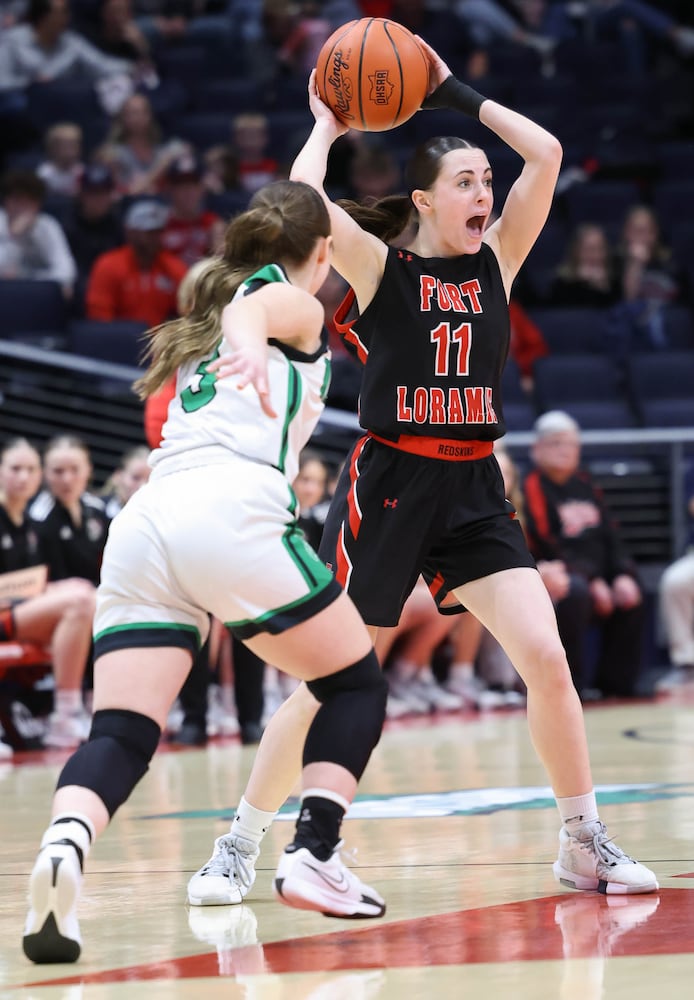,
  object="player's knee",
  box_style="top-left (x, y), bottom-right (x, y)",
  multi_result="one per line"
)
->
top-left (307, 649), bottom-right (387, 706)
top-left (59, 578), bottom-right (97, 620)
top-left (57, 709), bottom-right (161, 818)
top-left (304, 651), bottom-right (387, 779)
